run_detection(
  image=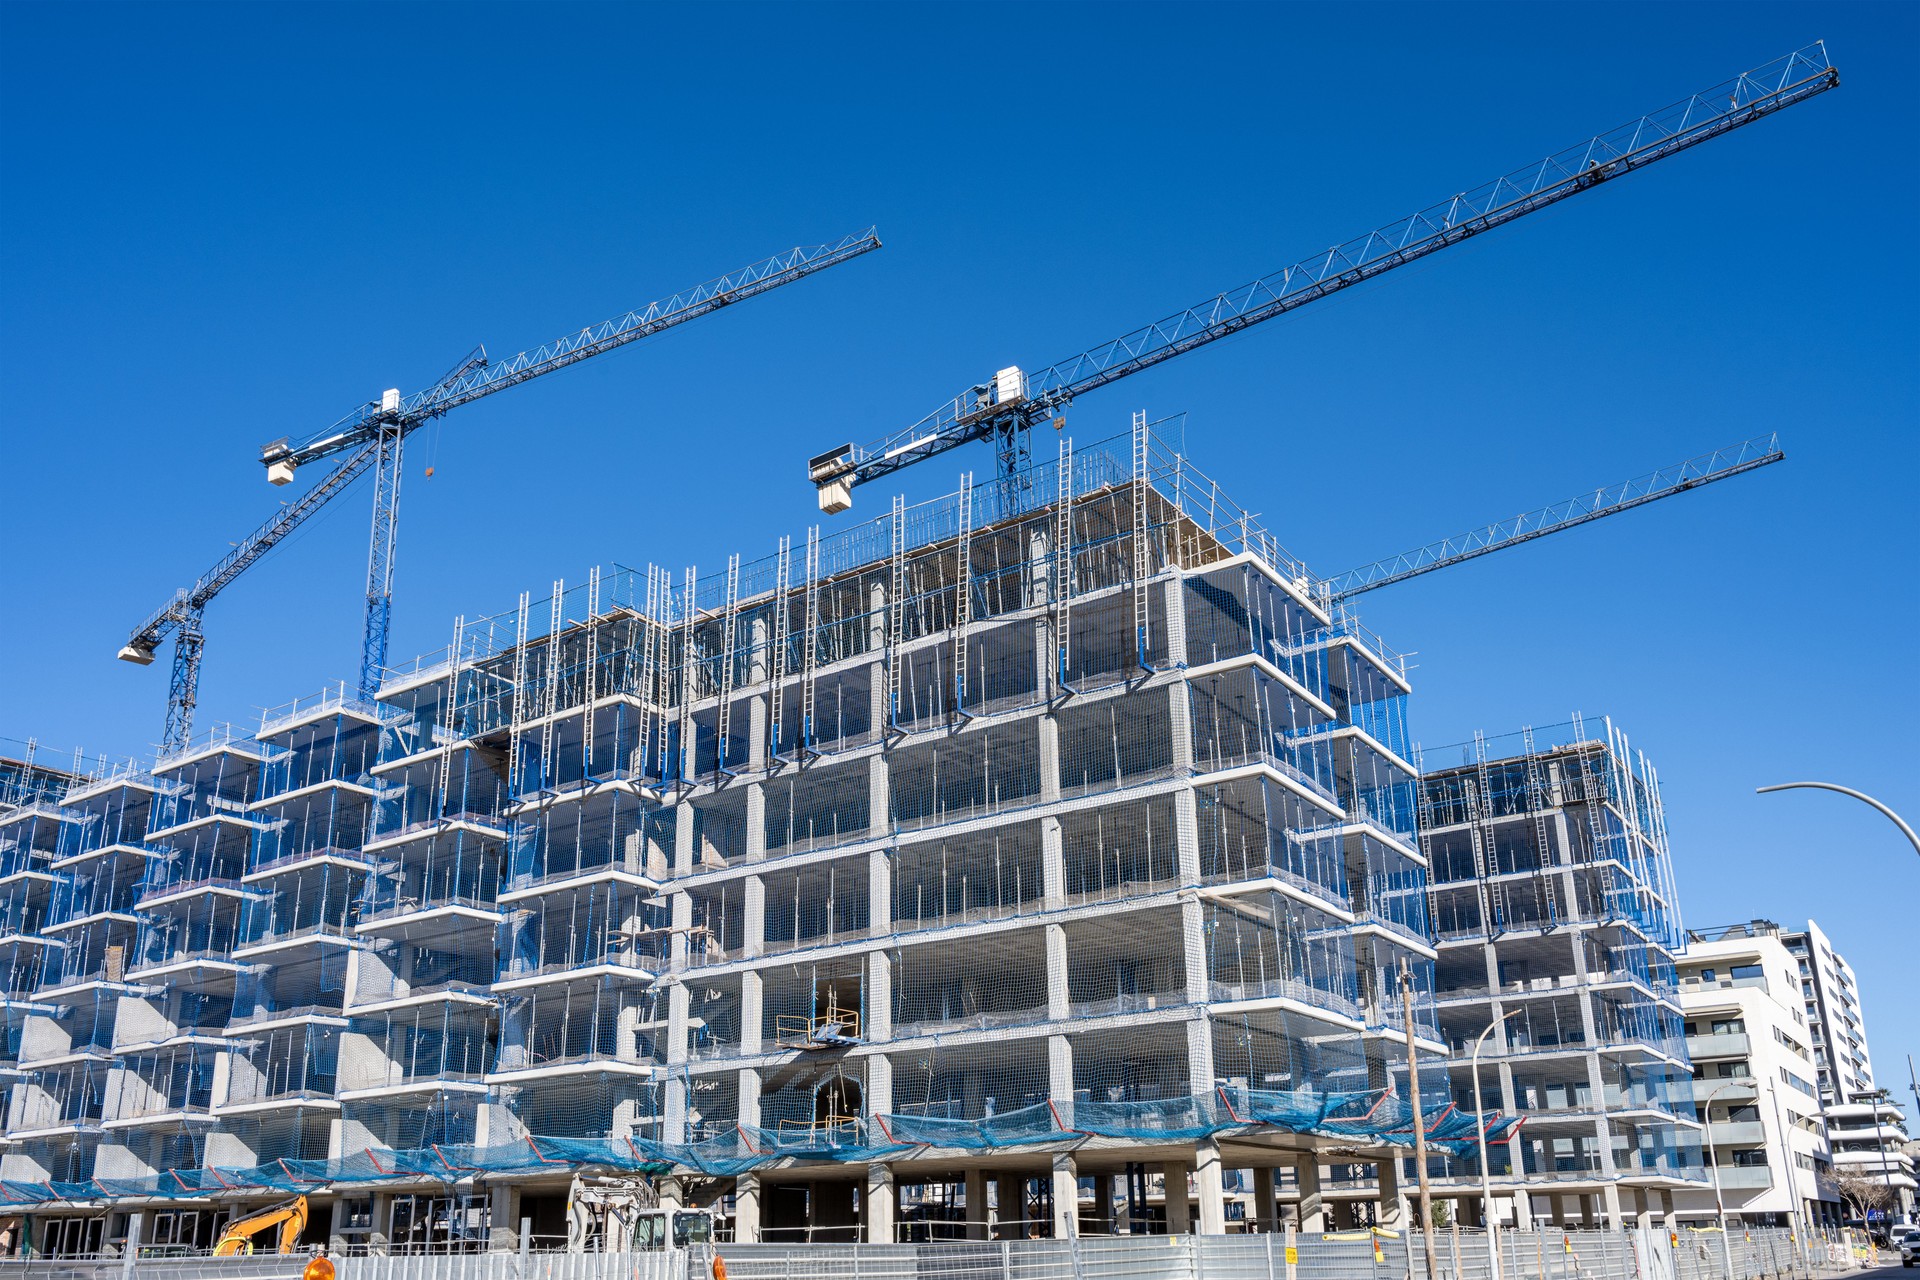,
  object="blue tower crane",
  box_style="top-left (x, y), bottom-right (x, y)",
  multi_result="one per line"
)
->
top-left (805, 44), bottom-right (1835, 512)
top-left (121, 230), bottom-right (882, 751)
